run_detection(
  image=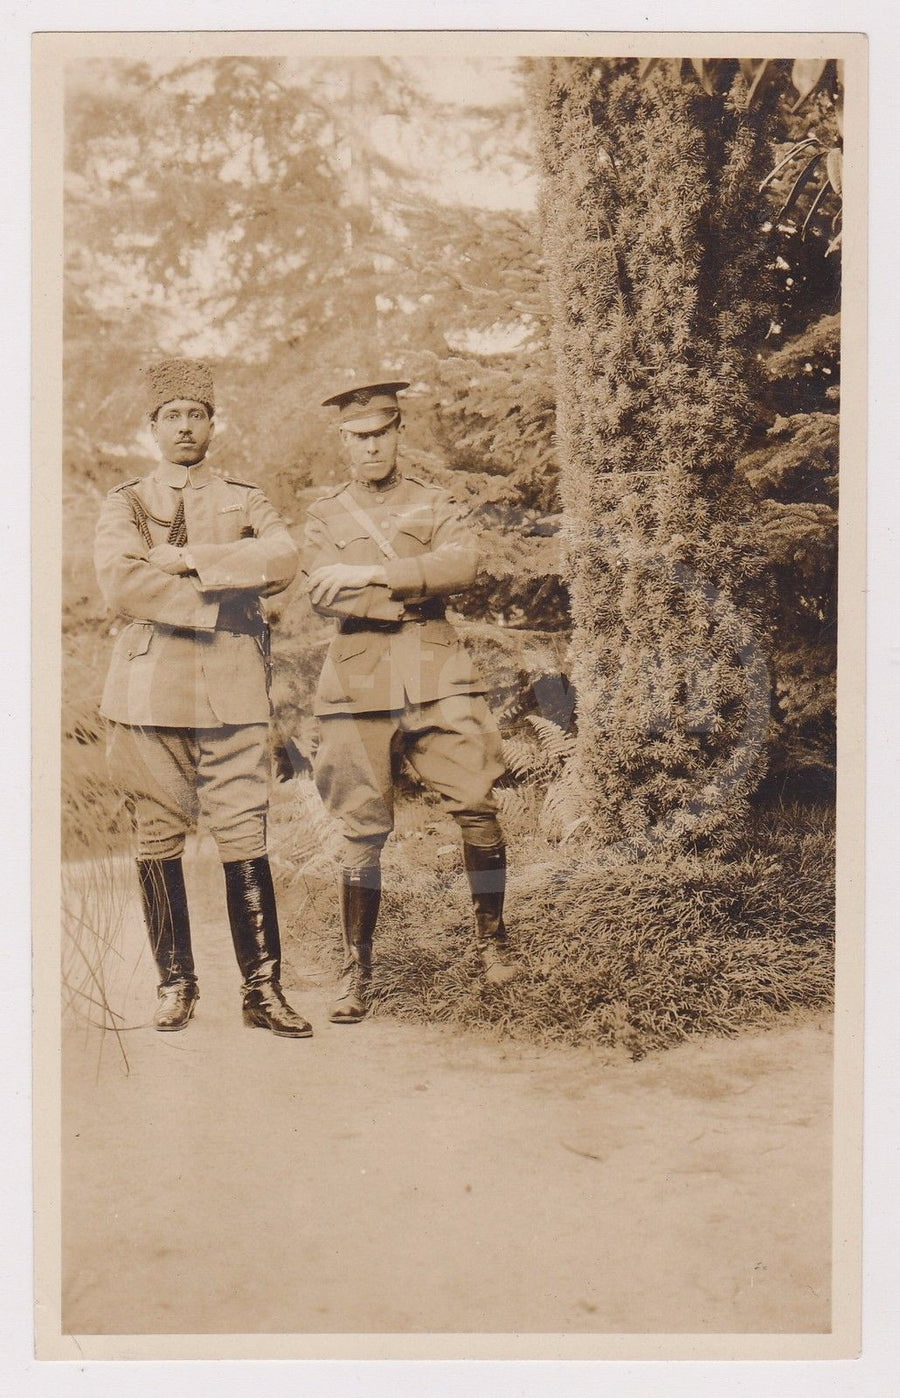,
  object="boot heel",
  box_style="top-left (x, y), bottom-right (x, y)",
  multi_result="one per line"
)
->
top-left (153, 981), bottom-right (199, 1031)
top-left (242, 982), bottom-right (314, 1037)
